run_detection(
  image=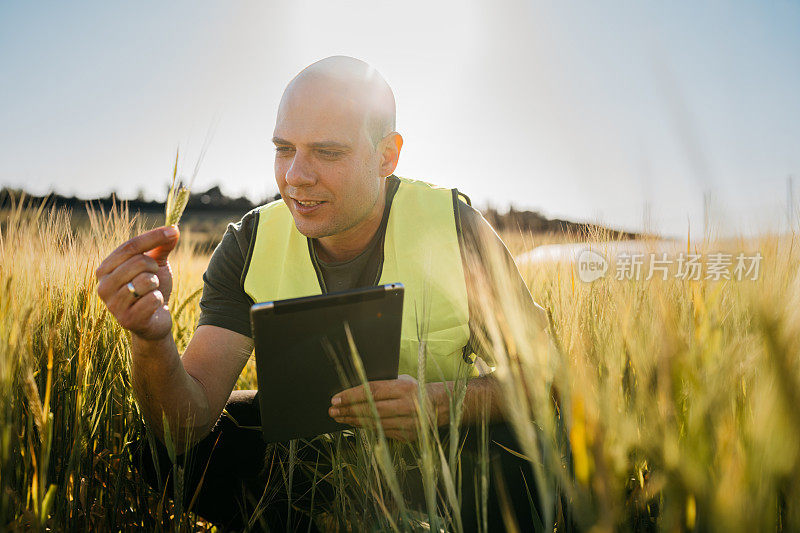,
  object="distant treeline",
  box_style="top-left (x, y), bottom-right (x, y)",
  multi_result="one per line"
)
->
top-left (482, 206), bottom-right (639, 239)
top-left (0, 185), bottom-right (278, 219)
top-left (0, 185), bottom-right (639, 239)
